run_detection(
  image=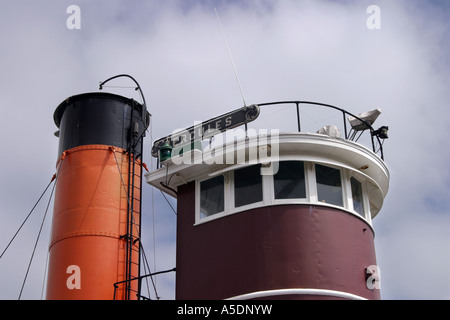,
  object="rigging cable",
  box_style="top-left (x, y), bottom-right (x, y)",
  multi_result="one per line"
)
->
top-left (0, 174), bottom-right (56, 262)
top-left (149, 114), bottom-right (160, 299)
top-left (140, 243), bottom-right (159, 299)
top-left (160, 190), bottom-right (177, 216)
top-left (215, 8), bottom-right (247, 107)
top-left (40, 249), bottom-right (49, 300)
top-left (18, 173), bottom-right (57, 299)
